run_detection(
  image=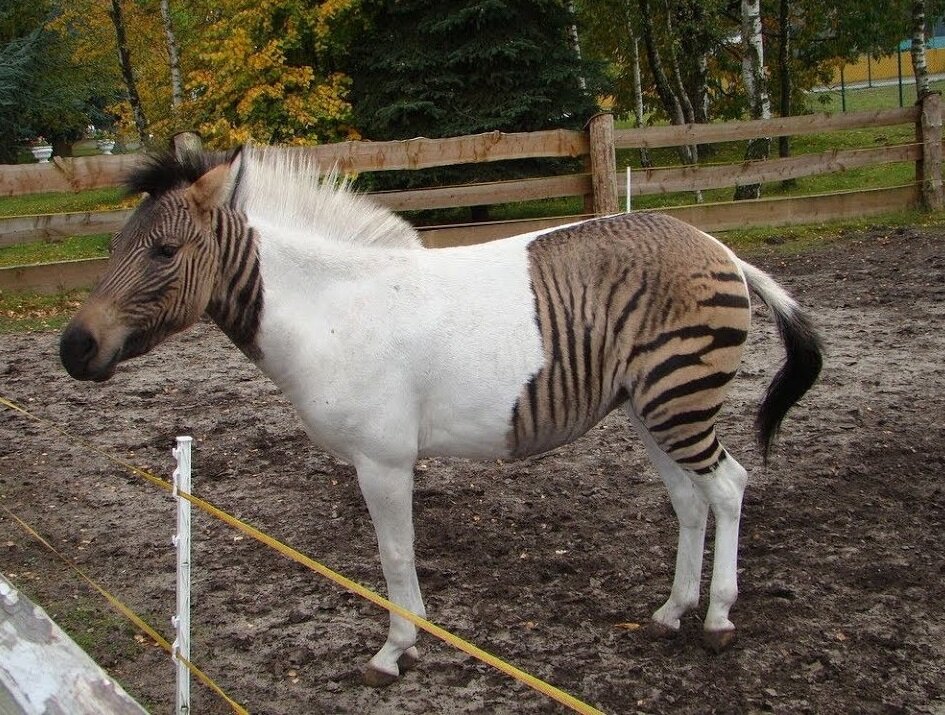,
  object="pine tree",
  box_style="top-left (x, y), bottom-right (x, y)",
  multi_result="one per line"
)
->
top-left (343, 0), bottom-right (601, 196)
